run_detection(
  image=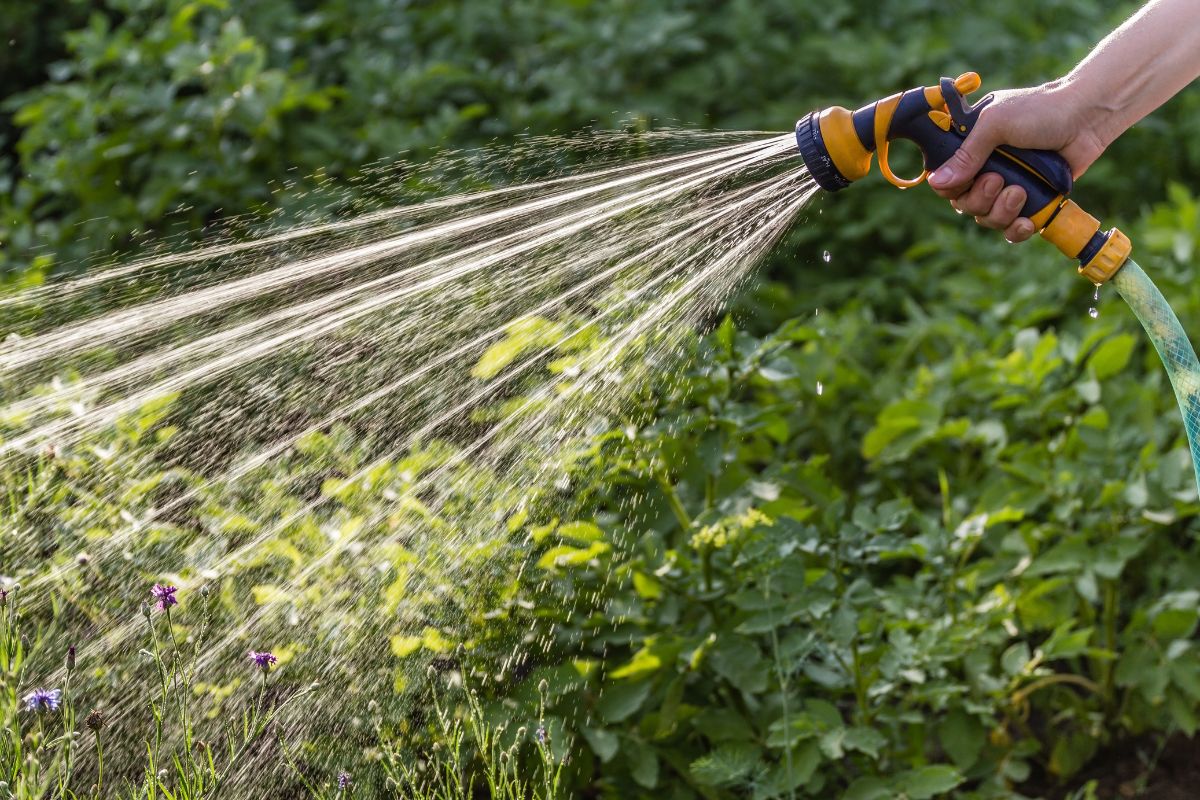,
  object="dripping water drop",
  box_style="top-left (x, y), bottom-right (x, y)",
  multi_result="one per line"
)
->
top-left (822, 250), bottom-right (831, 263)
